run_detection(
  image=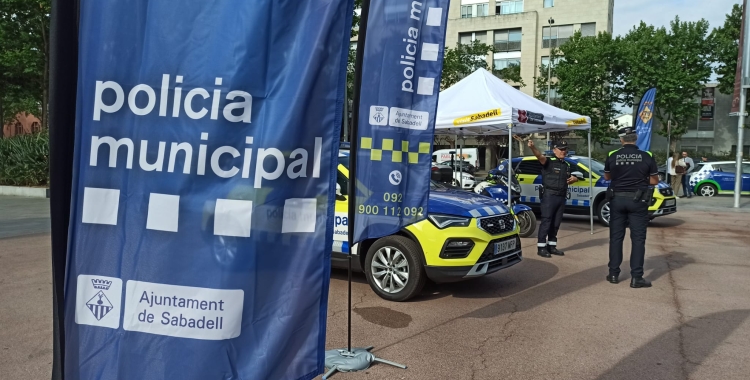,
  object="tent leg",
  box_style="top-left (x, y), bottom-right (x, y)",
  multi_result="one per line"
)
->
top-left (508, 124), bottom-right (513, 207)
top-left (588, 131), bottom-right (593, 235)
